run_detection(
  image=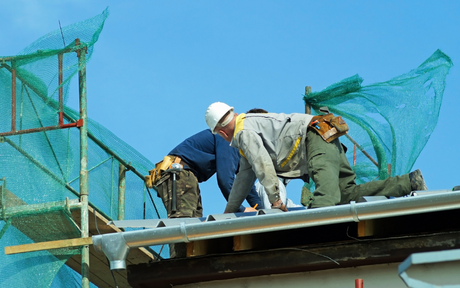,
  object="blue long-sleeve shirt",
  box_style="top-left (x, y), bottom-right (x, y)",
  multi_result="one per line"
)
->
top-left (169, 129), bottom-right (262, 212)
